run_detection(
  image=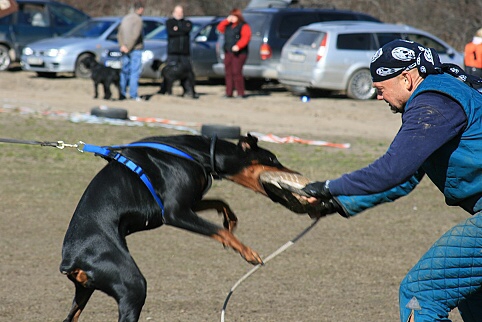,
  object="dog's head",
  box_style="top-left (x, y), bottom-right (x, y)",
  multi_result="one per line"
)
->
top-left (81, 56), bottom-right (99, 70)
top-left (220, 134), bottom-right (297, 196)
